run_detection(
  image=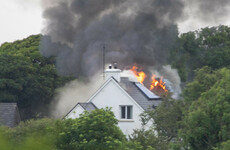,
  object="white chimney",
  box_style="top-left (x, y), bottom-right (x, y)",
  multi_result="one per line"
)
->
top-left (105, 64), bottom-right (121, 82)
